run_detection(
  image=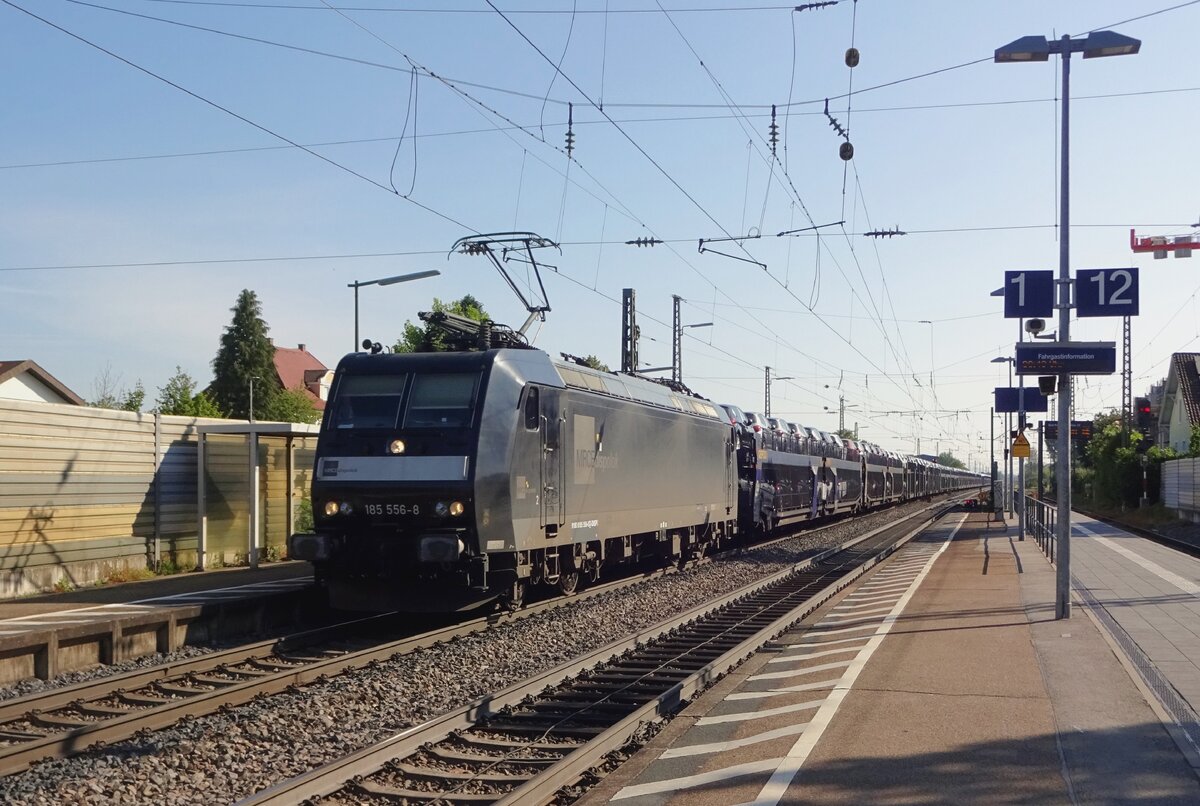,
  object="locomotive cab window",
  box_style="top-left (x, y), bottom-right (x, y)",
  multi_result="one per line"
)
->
top-left (523, 386), bottom-right (540, 430)
top-left (405, 373), bottom-right (479, 428)
top-left (332, 374), bottom-right (408, 429)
